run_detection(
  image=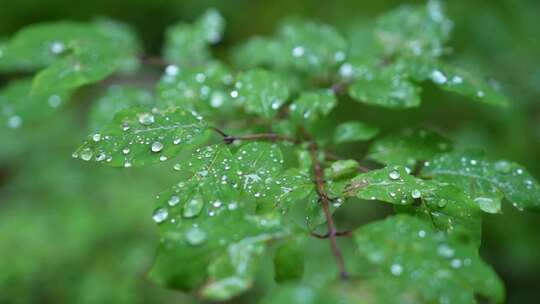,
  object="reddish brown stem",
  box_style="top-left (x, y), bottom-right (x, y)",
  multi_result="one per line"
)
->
top-left (307, 139), bottom-right (349, 280)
